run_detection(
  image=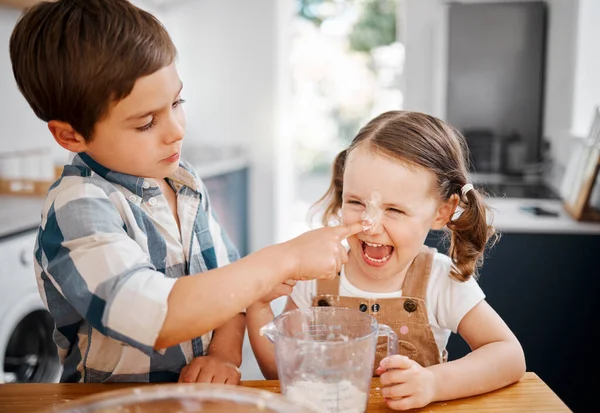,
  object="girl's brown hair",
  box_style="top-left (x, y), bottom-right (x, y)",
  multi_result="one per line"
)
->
top-left (315, 110), bottom-right (497, 281)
